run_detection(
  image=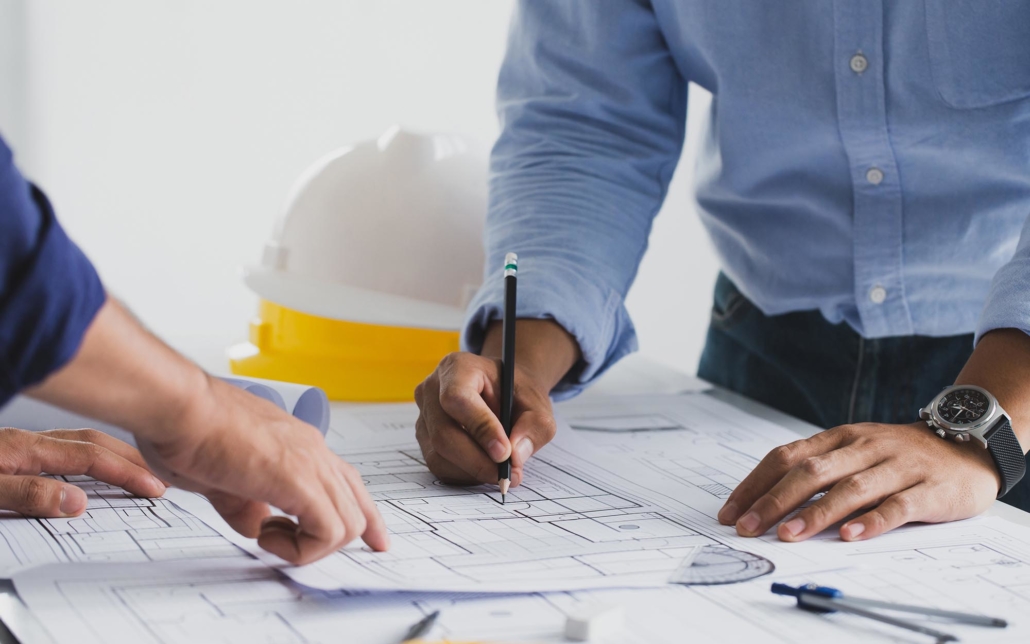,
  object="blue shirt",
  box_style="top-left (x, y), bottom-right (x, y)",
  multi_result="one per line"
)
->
top-left (0, 136), bottom-right (105, 407)
top-left (463, 0), bottom-right (1030, 397)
